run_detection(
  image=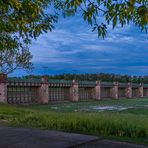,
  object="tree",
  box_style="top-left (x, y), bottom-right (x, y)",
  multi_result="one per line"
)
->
top-left (0, 0), bottom-right (64, 73)
top-left (0, 46), bottom-right (33, 74)
top-left (0, 0), bottom-right (65, 51)
top-left (65, 0), bottom-right (148, 38)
